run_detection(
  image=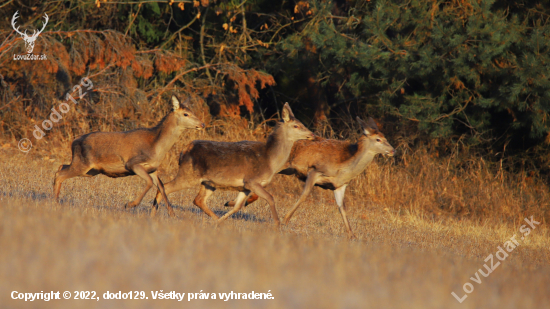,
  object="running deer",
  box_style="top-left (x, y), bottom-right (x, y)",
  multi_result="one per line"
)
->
top-left (53, 96), bottom-right (205, 216)
top-left (225, 117), bottom-right (394, 238)
top-left (153, 103), bottom-right (315, 225)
